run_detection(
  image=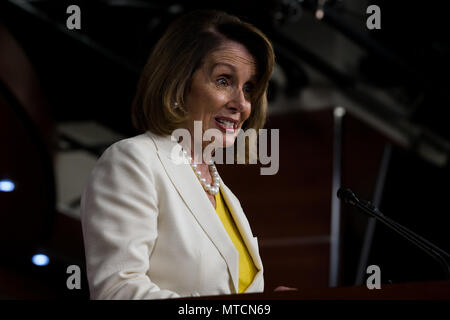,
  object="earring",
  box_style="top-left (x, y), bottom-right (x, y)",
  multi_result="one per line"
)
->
top-left (173, 102), bottom-right (179, 109)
